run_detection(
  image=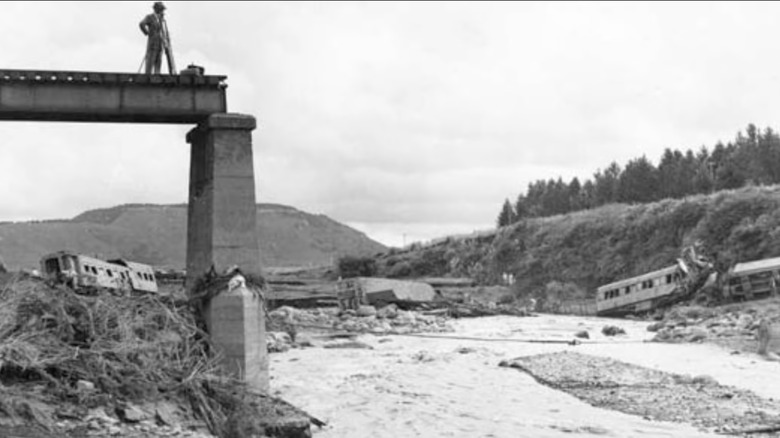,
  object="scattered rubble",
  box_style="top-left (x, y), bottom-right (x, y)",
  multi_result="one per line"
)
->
top-left (649, 303), bottom-right (780, 353)
top-left (268, 305), bottom-right (452, 337)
